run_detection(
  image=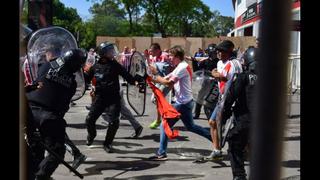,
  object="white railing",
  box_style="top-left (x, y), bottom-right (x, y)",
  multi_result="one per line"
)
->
top-left (287, 54), bottom-right (300, 117)
top-left (288, 54), bottom-right (300, 94)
